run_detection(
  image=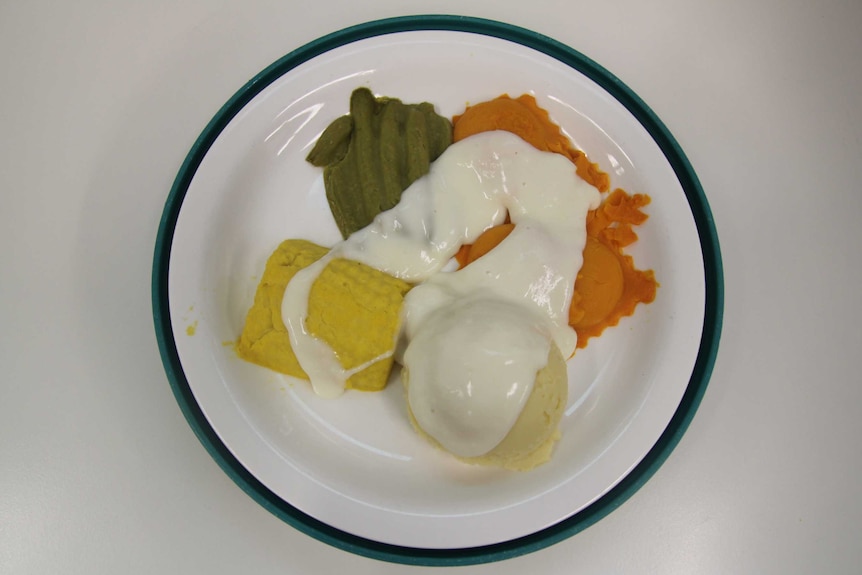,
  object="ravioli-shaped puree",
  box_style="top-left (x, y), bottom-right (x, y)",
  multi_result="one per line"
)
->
top-left (452, 94), bottom-right (658, 349)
